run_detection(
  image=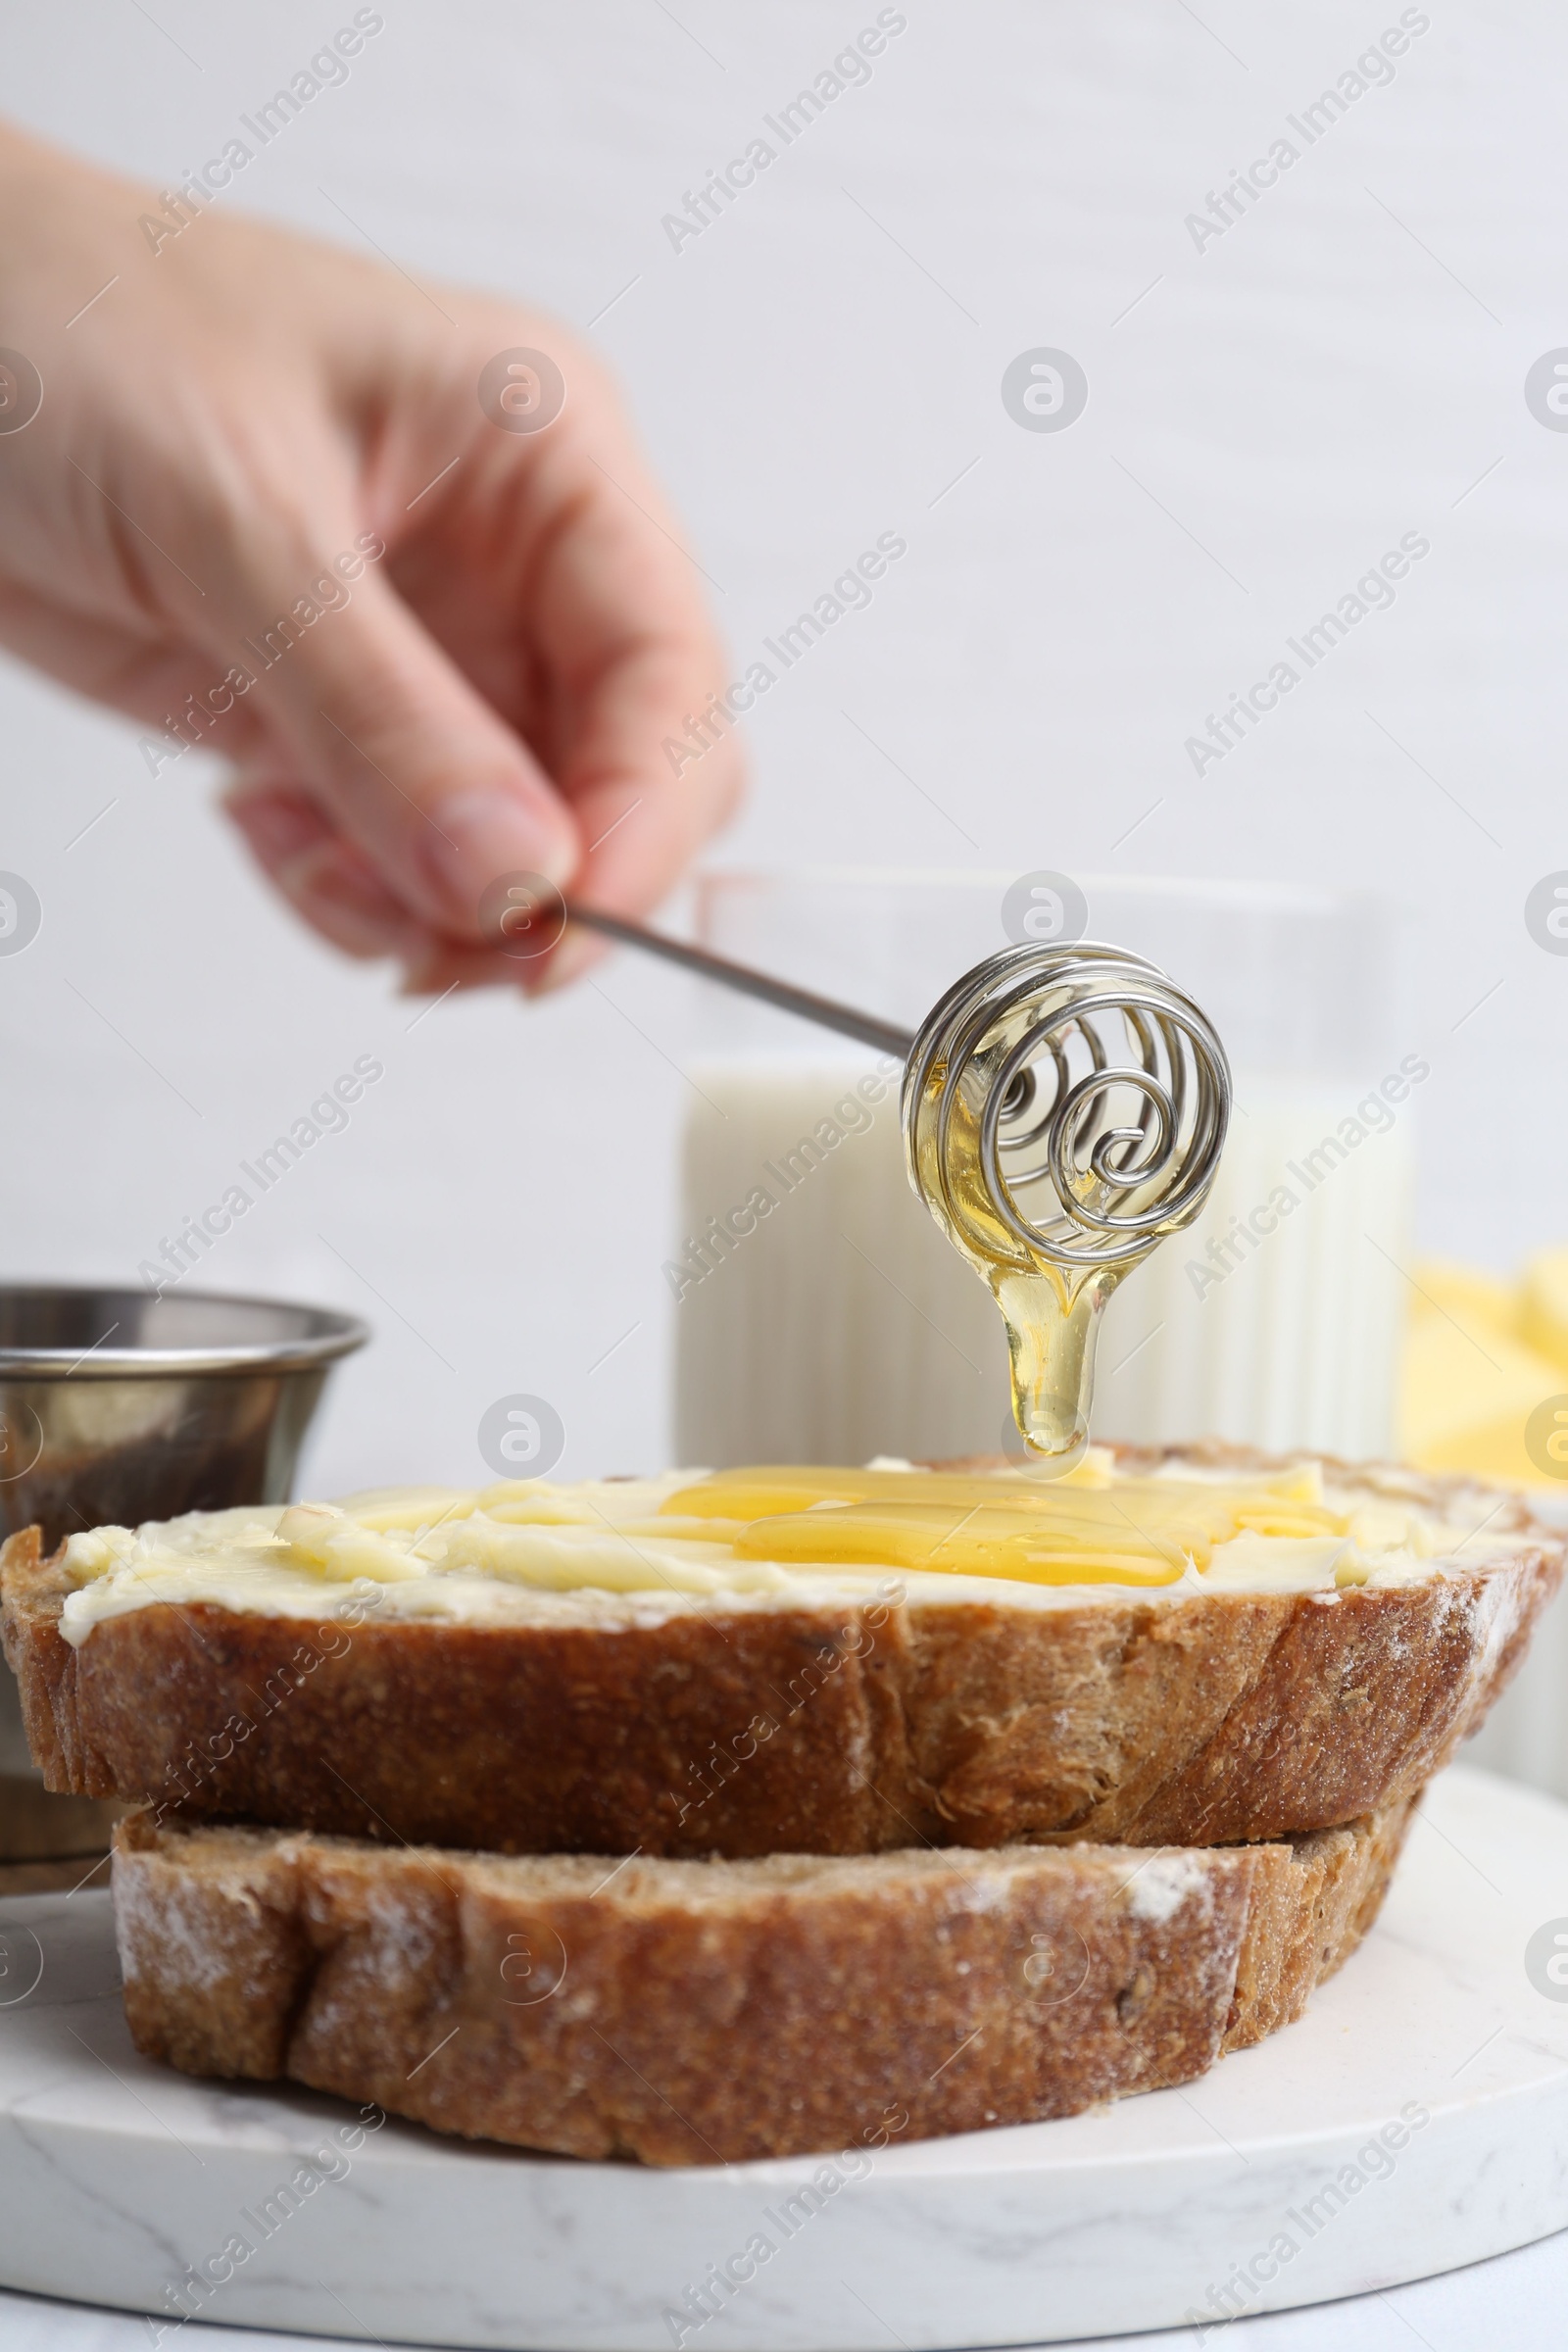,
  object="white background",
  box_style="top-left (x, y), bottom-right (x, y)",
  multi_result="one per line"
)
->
top-left (1, 0), bottom-right (1564, 1494)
